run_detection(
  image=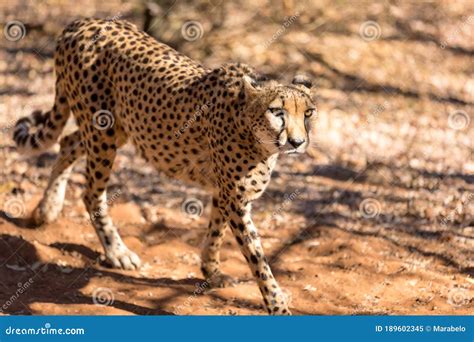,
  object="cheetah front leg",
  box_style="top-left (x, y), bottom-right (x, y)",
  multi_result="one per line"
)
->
top-left (201, 197), bottom-right (237, 288)
top-left (220, 199), bottom-right (291, 315)
top-left (82, 143), bottom-right (141, 270)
